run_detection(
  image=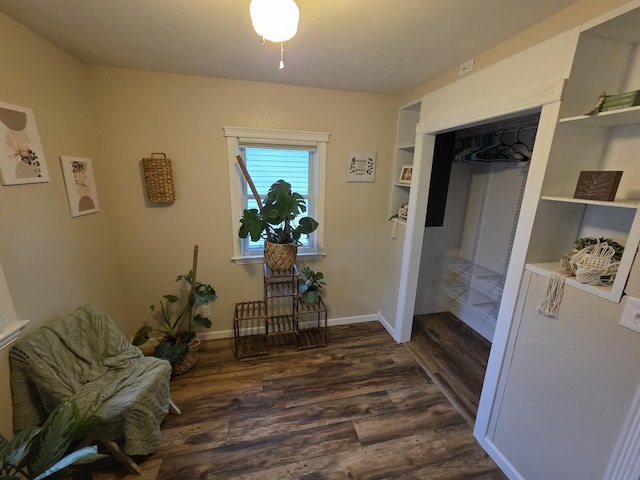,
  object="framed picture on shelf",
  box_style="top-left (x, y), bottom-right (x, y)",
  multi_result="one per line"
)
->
top-left (398, 165), bottom-right (413, 185)
top-left (573, 170), bottom-right (623, 201)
